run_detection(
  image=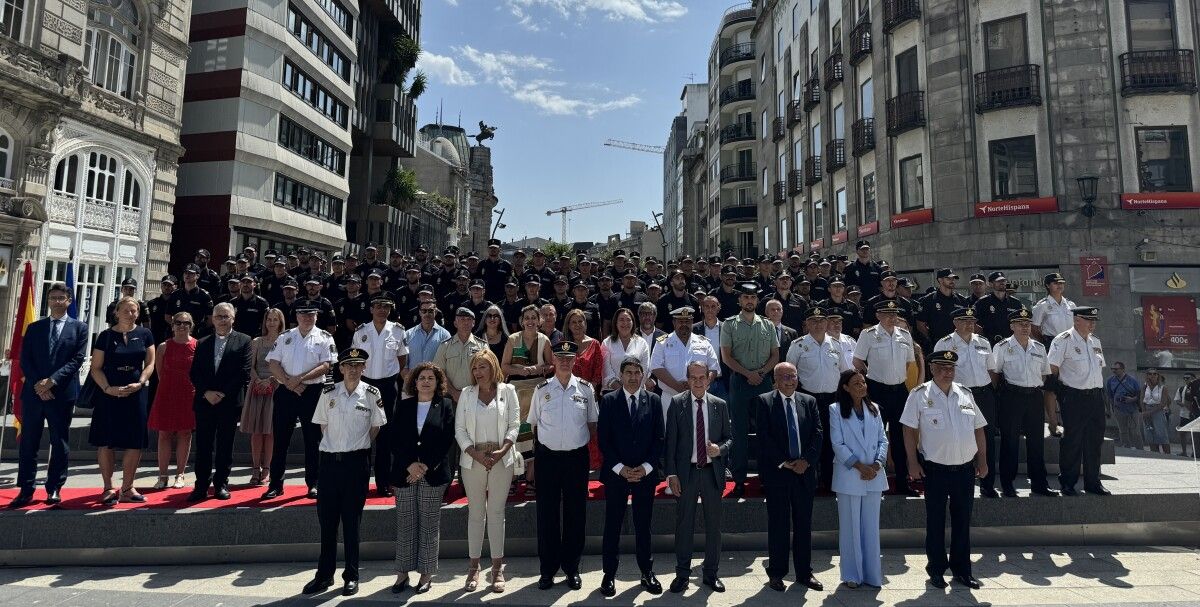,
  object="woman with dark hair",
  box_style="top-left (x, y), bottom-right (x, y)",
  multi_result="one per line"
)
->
top-left (829, 369), bottom-right (889, 588)
top-left (599, 308), bottom-right (650, 394)
top-left (390, 362), bottom-right (456, 594)
top-left (475, 304), bottom-right (509, 361)
top-left (149, 311), bottom-right (197, 490)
